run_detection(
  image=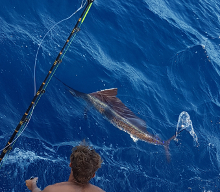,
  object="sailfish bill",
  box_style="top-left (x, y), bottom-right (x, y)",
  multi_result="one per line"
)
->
top-left (67, 85), bottom-right (181, 161)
